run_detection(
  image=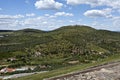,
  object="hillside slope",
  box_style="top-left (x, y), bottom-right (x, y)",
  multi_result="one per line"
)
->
top-left (0, 25), bottom-right (120, 59)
